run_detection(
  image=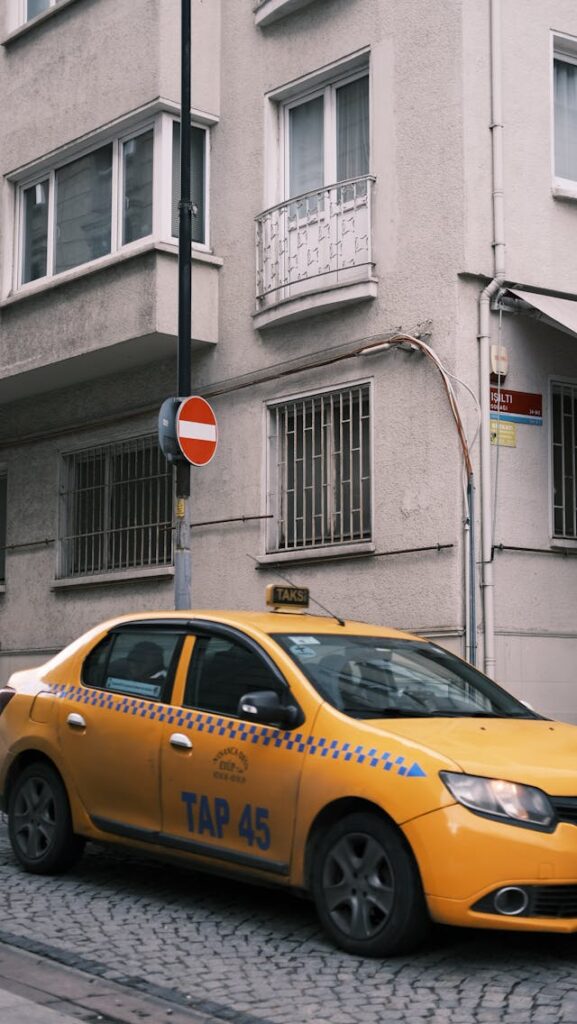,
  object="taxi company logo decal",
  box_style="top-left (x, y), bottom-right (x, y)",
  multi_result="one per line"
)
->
top-left (50, 683), bottom-right (427, 778)
top-left (213, 746), bottom-right (248, 784)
